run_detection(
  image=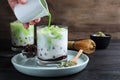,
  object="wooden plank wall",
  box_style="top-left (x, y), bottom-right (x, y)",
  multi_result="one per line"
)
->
top-left (39, 0), bottom-right (120, 40)
top-left (46, 0), bottom-right (120, 40)
top-left (0, 0), bottom-right (120, 50)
